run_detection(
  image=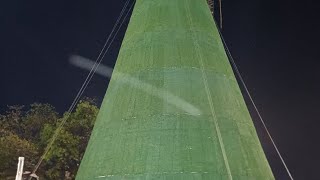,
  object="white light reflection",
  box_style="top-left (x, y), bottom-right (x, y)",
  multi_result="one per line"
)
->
top-left (69, 55), bottom-right (201, 116)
